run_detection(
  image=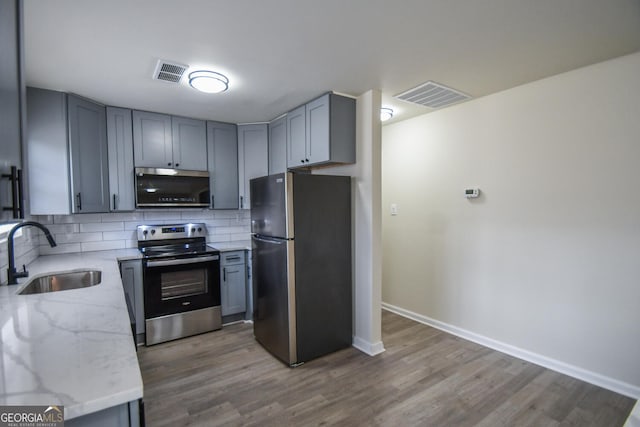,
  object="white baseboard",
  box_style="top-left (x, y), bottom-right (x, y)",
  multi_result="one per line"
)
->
top-left (352, 335), bottom-right (385, 356)
top-left (382, 302), bottom-right (640, 400)
top-left (624, 401), bottom-right (640, 427)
